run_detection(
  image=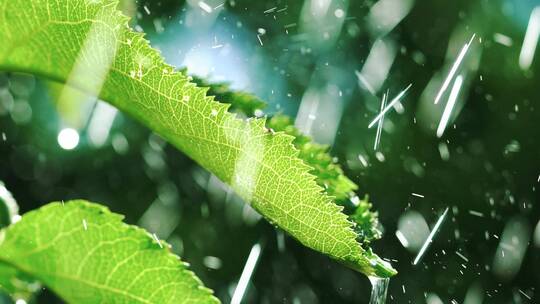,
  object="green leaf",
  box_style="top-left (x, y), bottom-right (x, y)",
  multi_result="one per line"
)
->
top-left (0, 0), bottom-right (395, 277)
top-left (350, 196), bottom-right (383, 244)
top-left (265, 114), bottom-right (358, 204)
top-left (194, 79), bottom-right (381, 244)
top-left (0, 200), bottom-right (219, 303)
top-left (189, 78), bottom-right (359, 205)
